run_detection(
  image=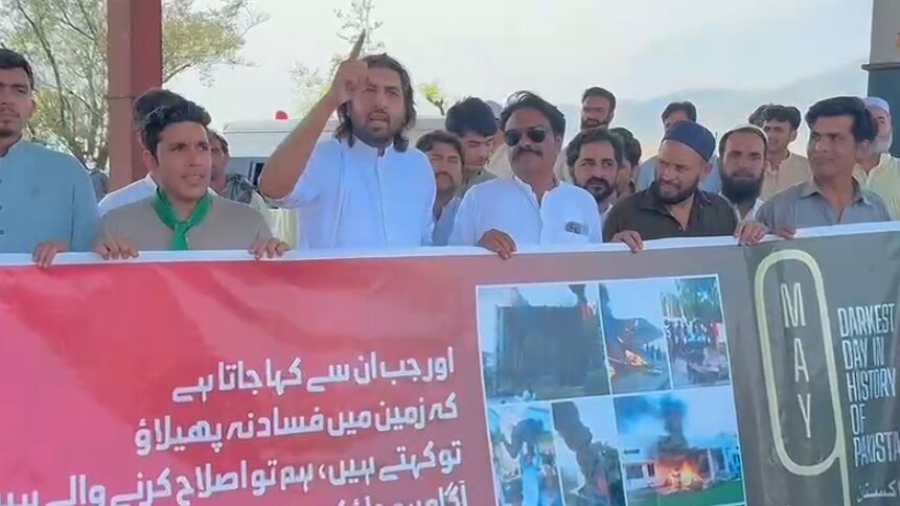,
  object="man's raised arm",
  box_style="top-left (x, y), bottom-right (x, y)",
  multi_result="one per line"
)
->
top-left (258, 32), bottom-right (367, 200)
